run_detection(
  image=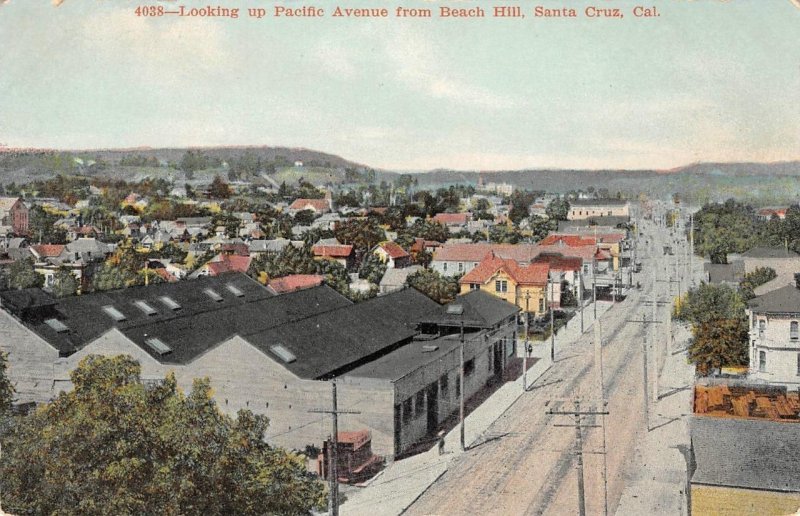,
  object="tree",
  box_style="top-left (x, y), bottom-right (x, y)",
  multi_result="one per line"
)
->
top-left (51, 267), bottom-right (79, 298)
top-left (358, 253), bottom-right (387, 284)
top-left (408, 269), bottom-right (459, 304)
top-left (688, 318), bottom-right (749, 375)
top-left (674, 282), bottom-right (746, 326)
top-left (209, 175), bottom-right (232, 199)
top-left (0, 350), bottom-right (14, 414)
top-left (92, 263), bottom-right (128, 291)
top-left (0, 355), bottom-right (326, 515)
top-left (294, 209), bottom-right (316, 226)
top-left (739, 266), bottom-right (777, 300)
top-left (545, 198), bottom-right (570, 221)
top-left (8, 258), bottom-right (44, 290)
top-left (333, 218), bottom-right (386, 257)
